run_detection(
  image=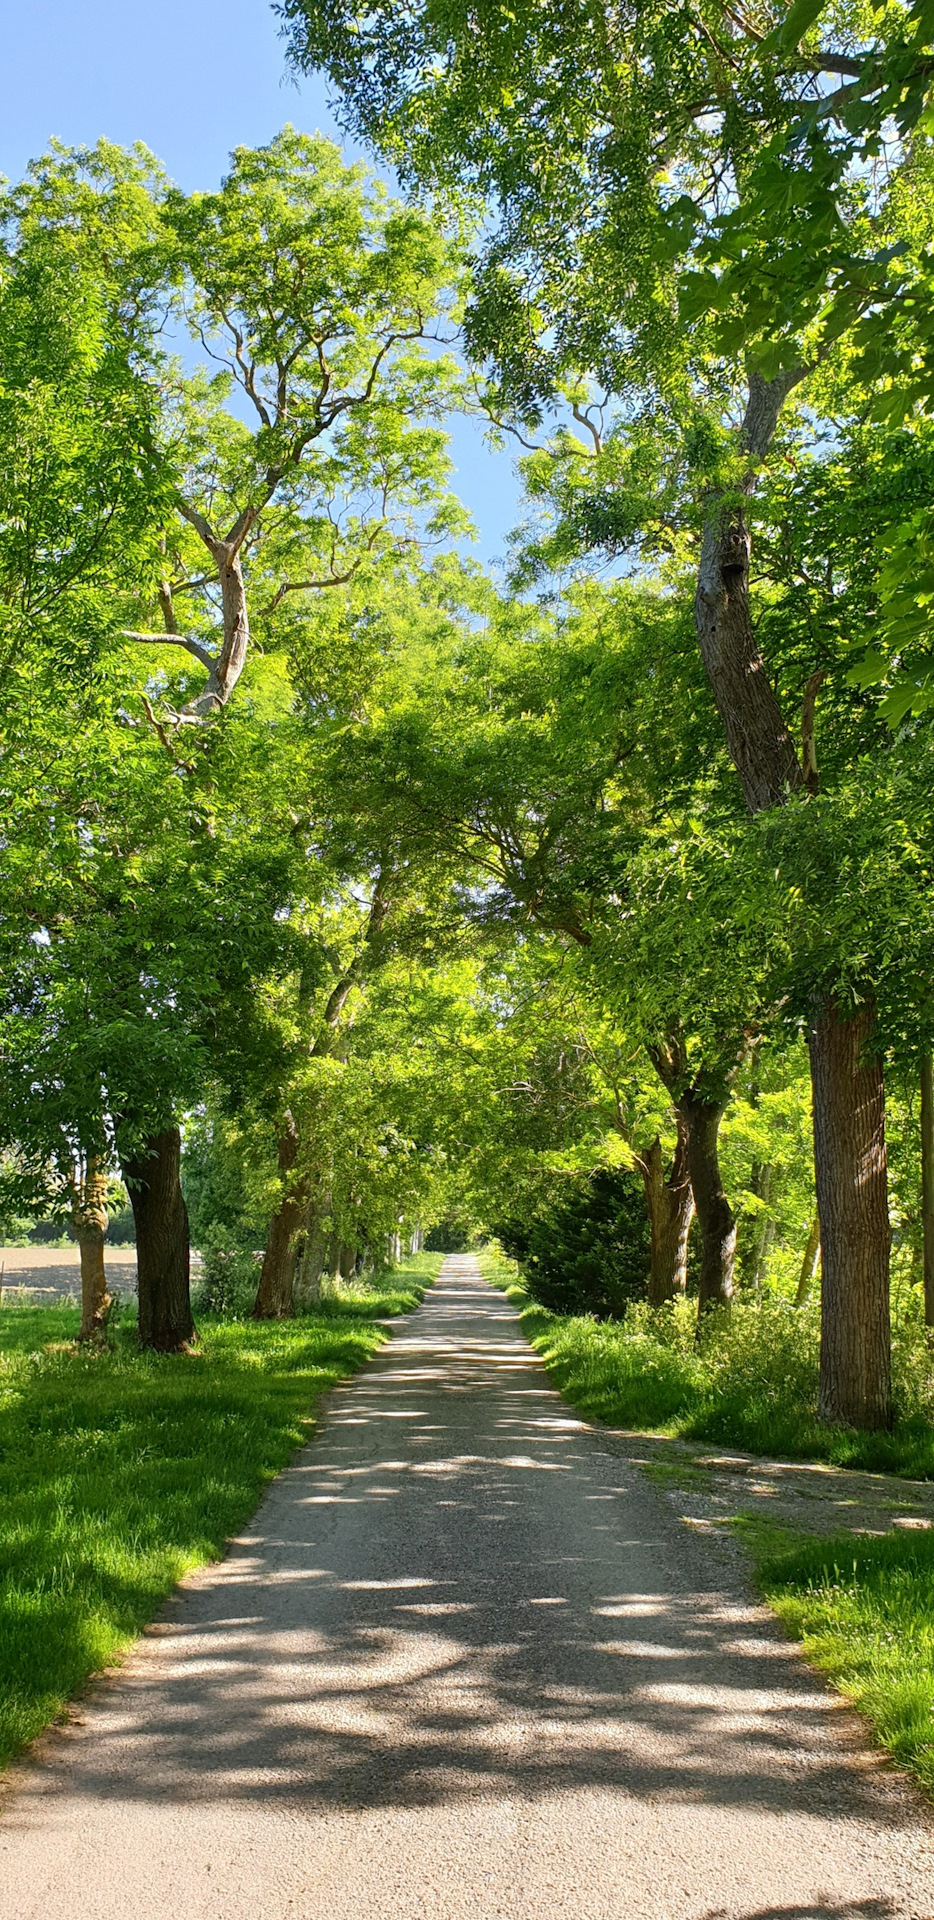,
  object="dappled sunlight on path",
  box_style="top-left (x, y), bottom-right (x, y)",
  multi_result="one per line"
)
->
top-left (1, 1258), bottom-right (932, 1919)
